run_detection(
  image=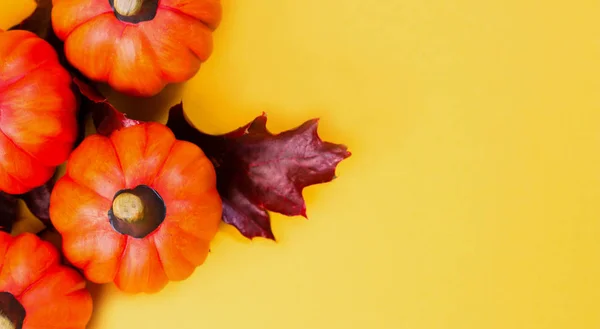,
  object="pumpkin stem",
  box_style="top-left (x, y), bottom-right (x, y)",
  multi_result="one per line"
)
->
top-left (109, 185), bottom-right (166, 238)
top-left (0, 315), bottom-right (14, 329)
top-left (113, 0), bottom-right (143, 16)
top-left (112, 193), bottom-right (144, 223)
top-left (0, 293), bottom-right (24, 329)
